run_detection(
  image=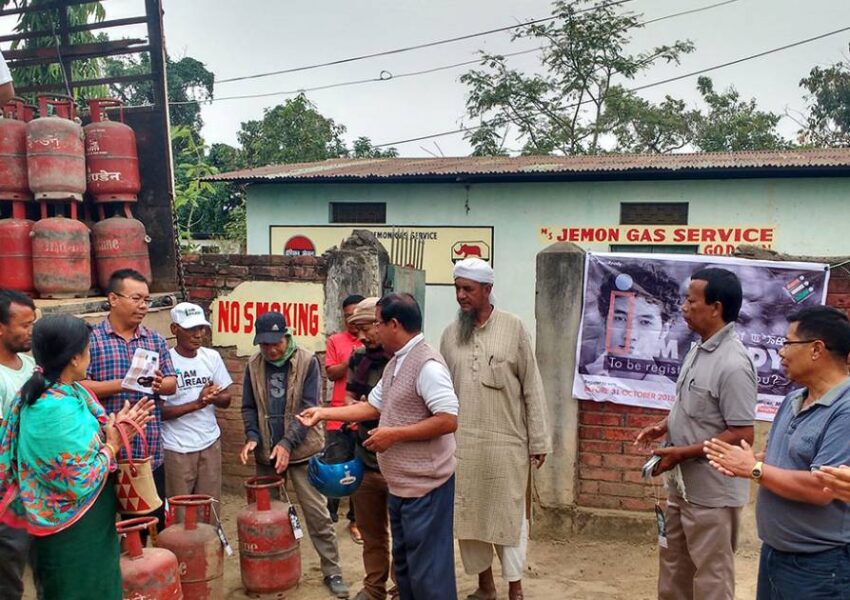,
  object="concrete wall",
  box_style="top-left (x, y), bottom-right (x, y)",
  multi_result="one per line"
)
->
top-left (245, 177), bottom-right (850, 344)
